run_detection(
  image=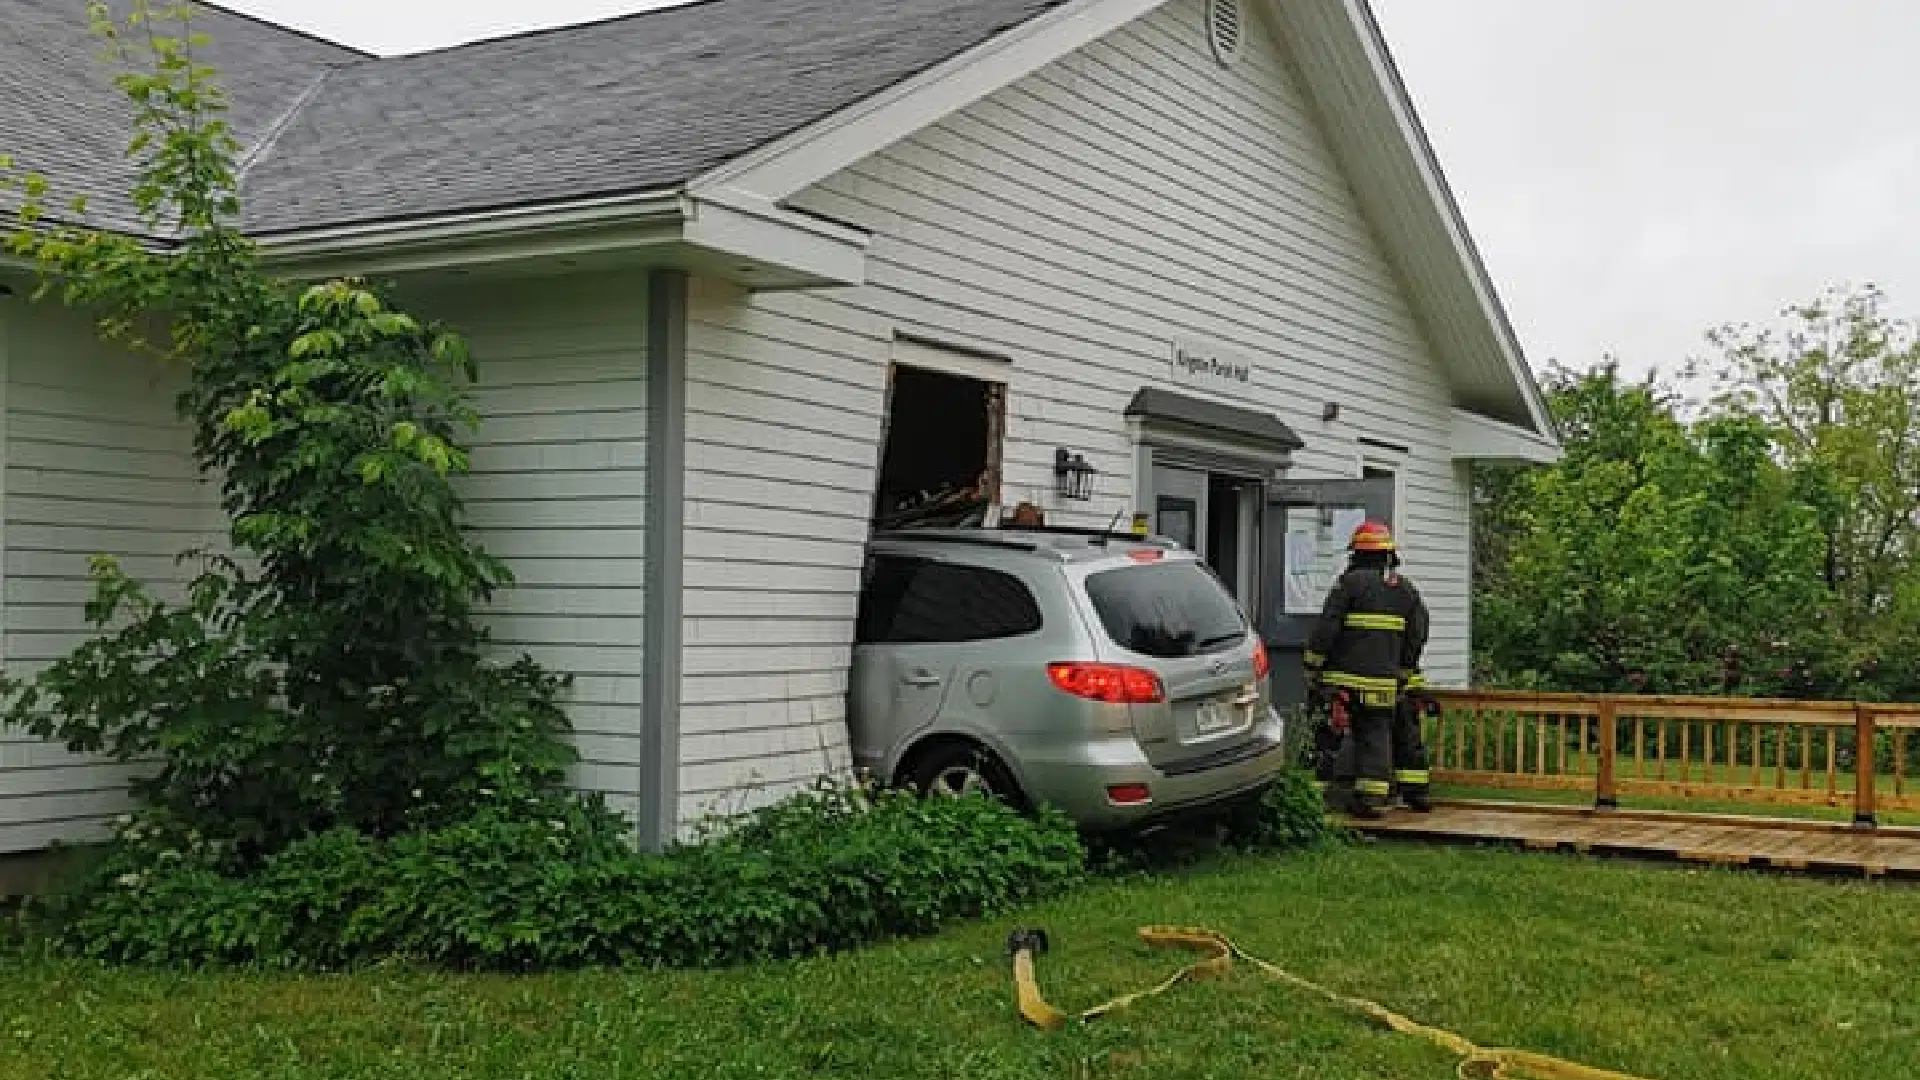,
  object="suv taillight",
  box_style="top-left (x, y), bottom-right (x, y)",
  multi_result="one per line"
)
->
top-left (1046, 663), bottom-right (1166, 704)
top-left (1253, 637), bottom-right (1270, 679)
